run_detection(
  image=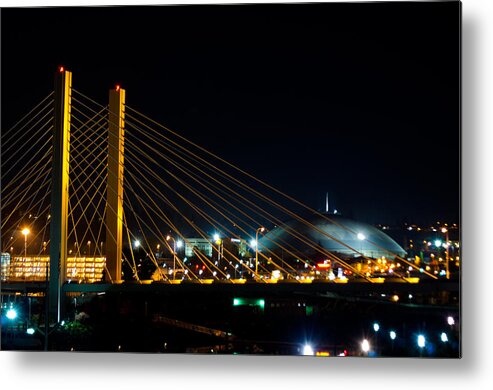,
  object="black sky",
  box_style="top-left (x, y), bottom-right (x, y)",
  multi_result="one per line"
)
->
top-left (1, 2), bottom-right (460, 225)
